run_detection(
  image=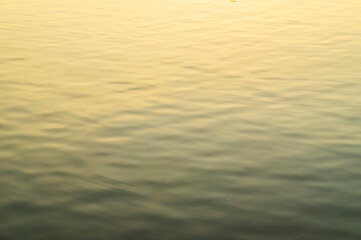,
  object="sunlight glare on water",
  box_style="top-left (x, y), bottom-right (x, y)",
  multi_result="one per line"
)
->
top-left (0, 0), bottom-right (361, 239)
